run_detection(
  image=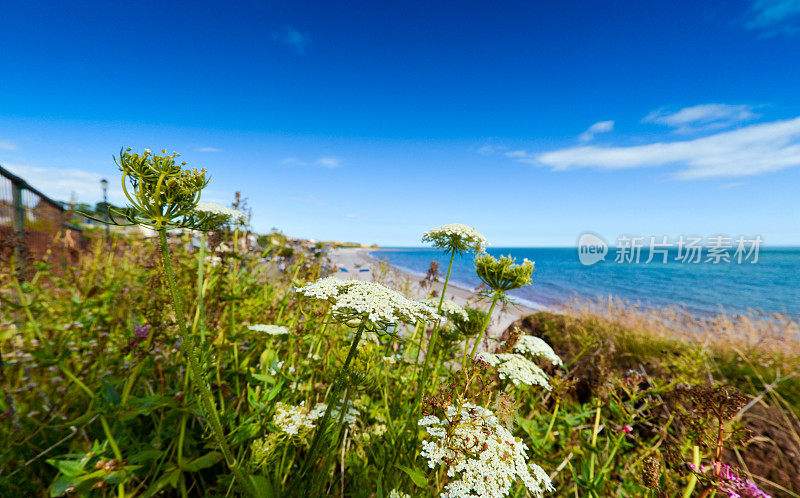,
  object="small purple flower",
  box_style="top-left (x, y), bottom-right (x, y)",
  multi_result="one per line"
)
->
top-left (134, 325), bottom-right (150, 340)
